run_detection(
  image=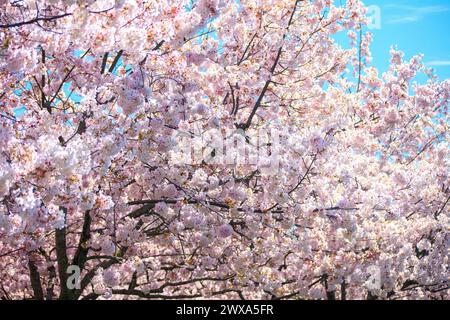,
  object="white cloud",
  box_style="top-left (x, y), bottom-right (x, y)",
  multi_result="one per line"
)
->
top-left (385, 5), bottom-right (449, 24)
top-left (388, 16), bottom-right (420, 24)
top-left (426, 60), bottom-right (450, 67)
